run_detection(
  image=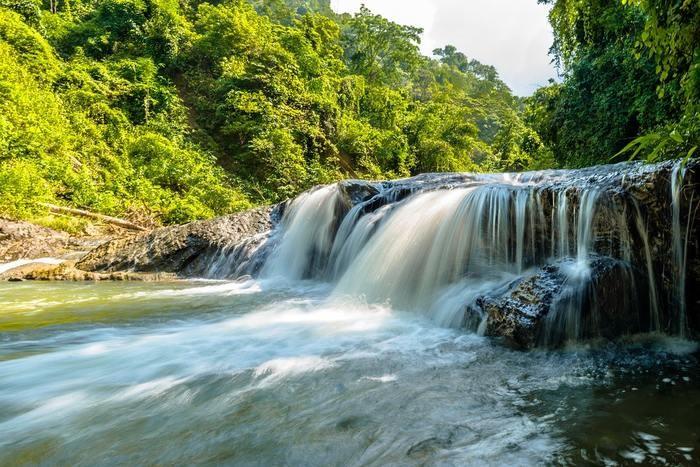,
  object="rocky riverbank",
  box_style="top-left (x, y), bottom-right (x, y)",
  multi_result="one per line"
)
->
top-left (0, 218), bottom-right (101, 263)
top-left (0, 205), bottom-right (280, 281)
